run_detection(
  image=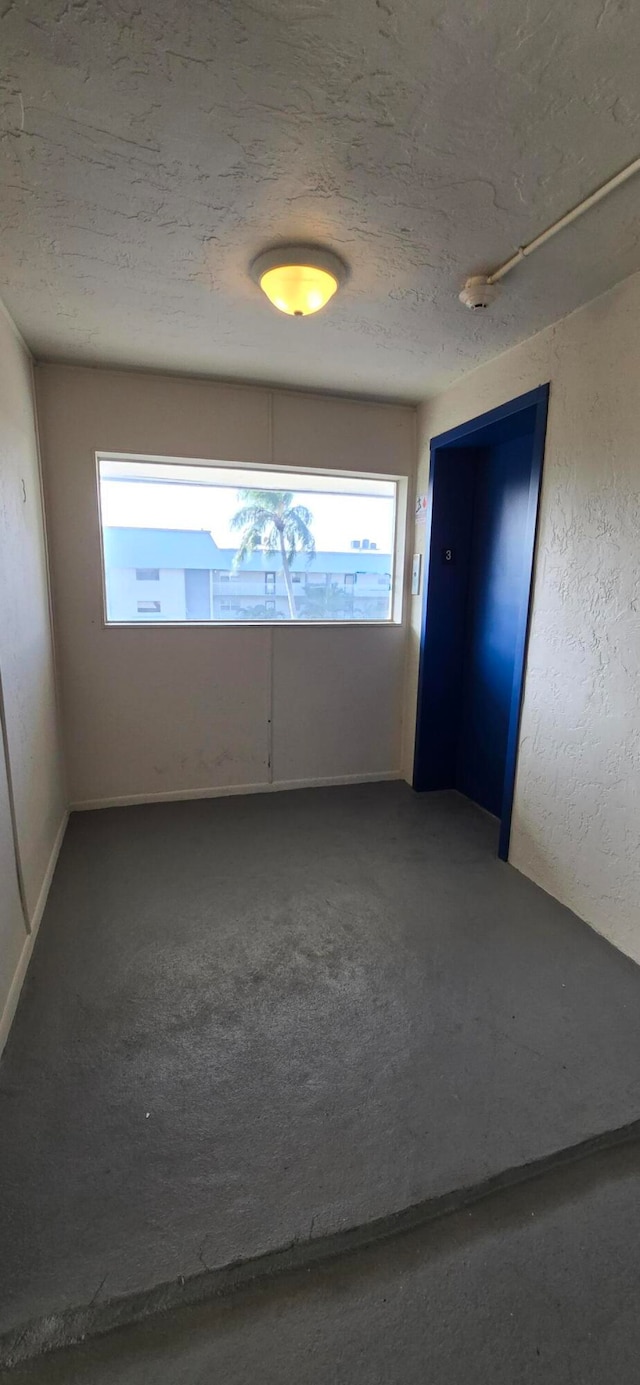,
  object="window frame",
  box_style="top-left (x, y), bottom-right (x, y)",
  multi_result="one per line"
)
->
top-left (96, 451), bottom-right (407, 629)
